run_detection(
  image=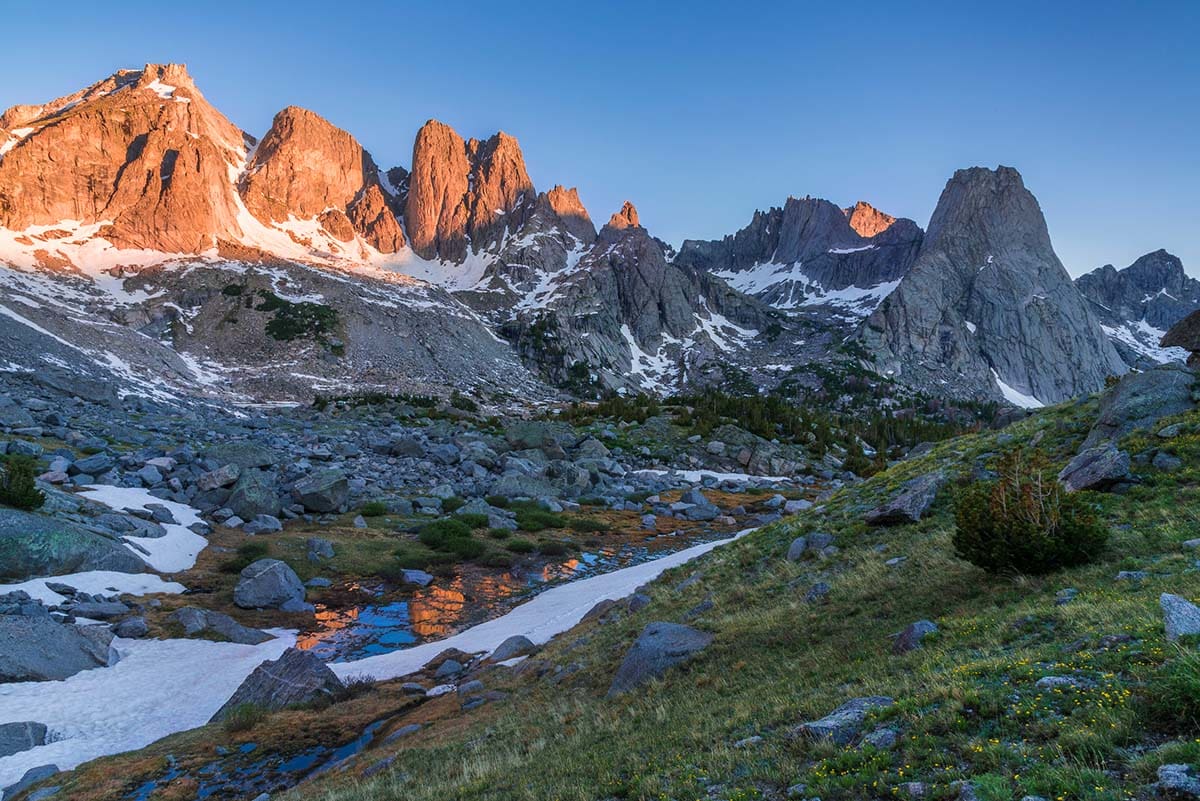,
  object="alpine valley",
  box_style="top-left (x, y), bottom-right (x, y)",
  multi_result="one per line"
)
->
top-left (2, 63), bottom-right (1200, 801)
